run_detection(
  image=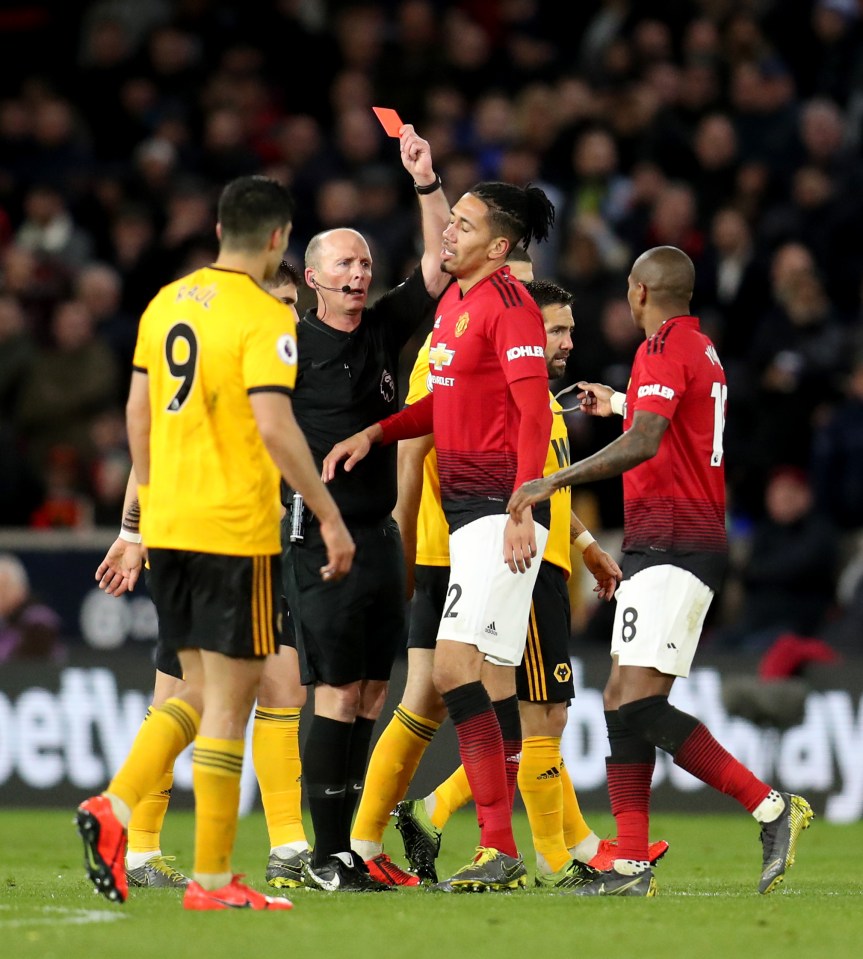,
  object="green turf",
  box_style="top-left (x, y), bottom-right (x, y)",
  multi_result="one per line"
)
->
top-left (0, 806), bottom-right (858, 959)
